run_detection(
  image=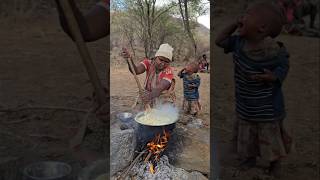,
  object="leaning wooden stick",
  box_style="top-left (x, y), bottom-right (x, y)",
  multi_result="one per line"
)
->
top-left (144, 151), bottom-right (153, 163)
top-left (122, 48), bottom-right (151, 111)
top-left (58, 0), bottom-right (107, 106)
top-left (118, 149), bottom-right (148, 180)
top-left (57, 0), bottom-right (108, 148)
top-left (69, 106), bottom-right (94, 149)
